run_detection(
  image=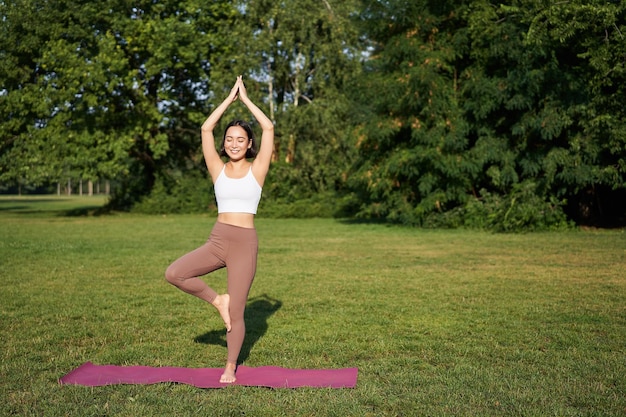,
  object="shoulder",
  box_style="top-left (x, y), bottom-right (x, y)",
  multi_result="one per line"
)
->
top-left (250, 160), bottom-right (269, 188)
